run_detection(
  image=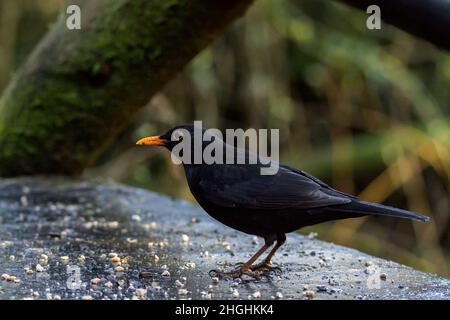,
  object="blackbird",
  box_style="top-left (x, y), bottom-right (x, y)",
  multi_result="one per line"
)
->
top-left (137, 125), bottom-right (429, 278)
